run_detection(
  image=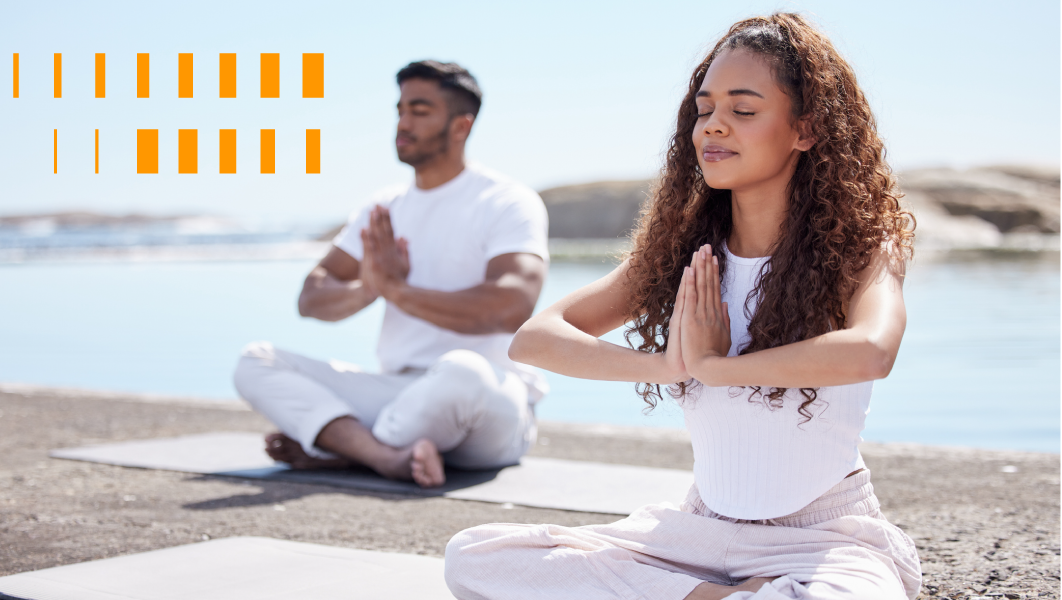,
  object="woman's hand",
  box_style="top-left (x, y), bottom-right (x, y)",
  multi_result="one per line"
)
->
top-left (662, 267), bottom-right (691, 383)
top-left (680, 245), bottom-right (731, 378)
